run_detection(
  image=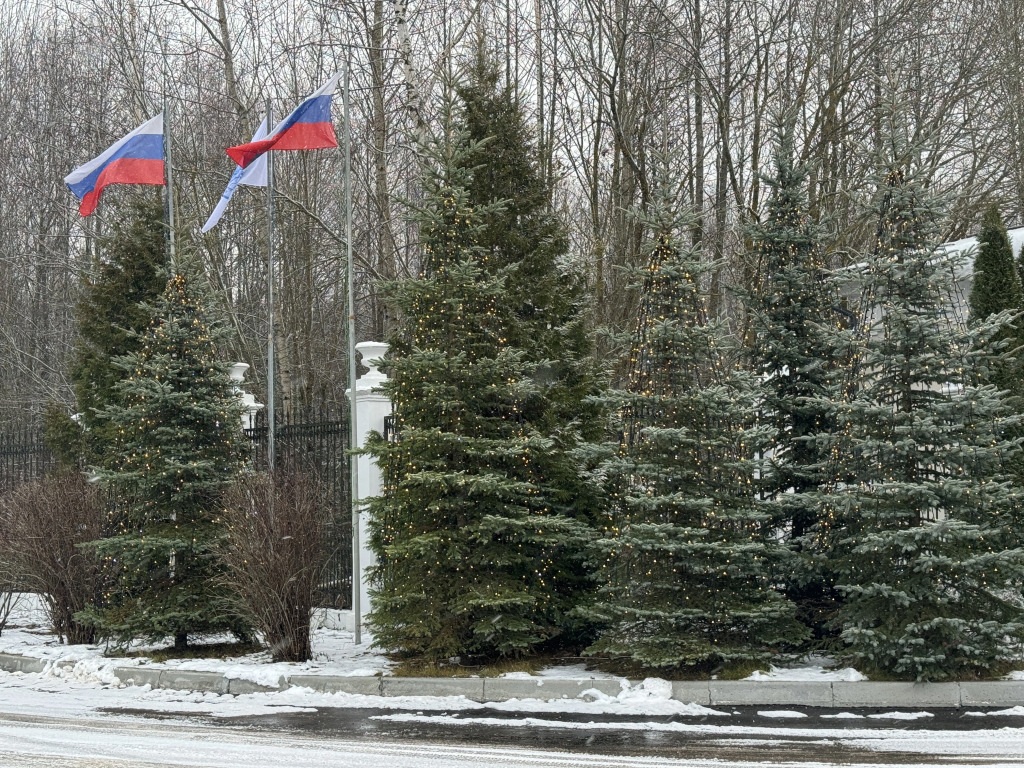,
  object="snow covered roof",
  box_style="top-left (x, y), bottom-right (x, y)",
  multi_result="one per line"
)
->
top-left (941, 226), bottom-right (1024, 282)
